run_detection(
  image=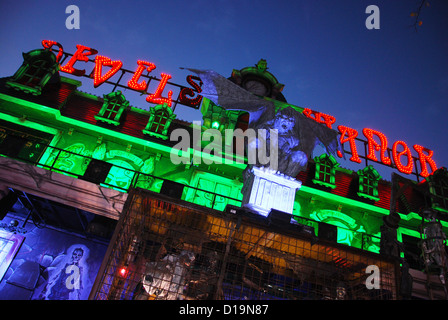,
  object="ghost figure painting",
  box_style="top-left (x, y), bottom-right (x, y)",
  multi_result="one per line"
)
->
top-left (184, 68), bottom-right (343, 178)
top-left (38, 244), bottom-right (90, 300)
